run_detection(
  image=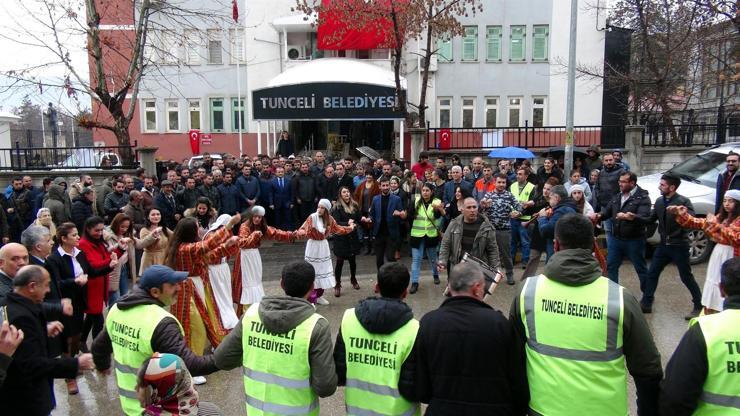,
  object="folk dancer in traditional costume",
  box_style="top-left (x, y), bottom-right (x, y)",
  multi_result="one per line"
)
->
top-left (163, 214), bottom-right (241, 384)
top-left (203, 214), bottom-right (240, 330)
top-left (231, 205), bottom-right (295, 315)
top-left (295, 198), bottom-right (356, 305)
